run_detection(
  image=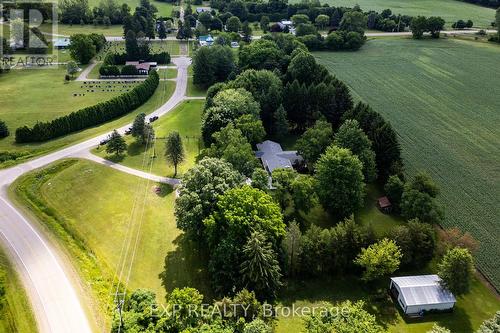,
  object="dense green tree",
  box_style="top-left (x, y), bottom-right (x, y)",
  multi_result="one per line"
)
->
top-left (234, 114), bottom-right (266, 145)
top-left (282, 221), bottom-right (302, 277)
top-left (314, 145), bottom-right (365, 217)
top-left (296, 120), bottom-right (333, 169)
top-left (227, 0), bottom-right (248, 20)
top-left (60, 0), bottom-right (91, 24)
top-left (125, 30), bottom-right (140, 59)
top-left (163, 287), bottom-right (204, 331)
top-left (272, 169), bottom-right (317, 216)
top-left (174, 157), bottom-right (242, 237)
top-left (0, 120), bottom-right (10, 138)
top-left (304, 300), bottom-right (384, 333)
top-left (164, 131), bottom-right (185, 177)
top-left (400, 189), bottom-right (444, 224)
top-left (355, 238), bottom-right (402, 282)
top-left (287, 51), bottom-right (320, 85)
top-left (283, 80), bottom-right (317, 131)
top-left (69, 34), bottom-right (96, 64)
top-left (251, 168), bottom-right (270, 191)
top-left (205, 124), bottom-right (258, 176)
top-left (291, 14), bottom-right (310, 26)
top-left (229, 69), bottom-right (283, 133)
top-left (244, 319), bottom-right (272, 333)
top-left (295, 23), bottom-right (318, 37)
top-left (438, 247), bottom-right (474, 296)
top-left (273, 105), bottom-right (289, 139)
top-left (339, 11), bottom-right (367, 34)
top-left (427, 16), bottom-right (446, 38)
top-left (260, 16), bottom-right (270, 32)
top-left (240, 231), bottom-right (282, 299)
top-left (238, 39), bottom-right (284, 71)
top-left (202, 88), bottom-right (260, 145)
top-left (226, 16), bottom-right (241, 32)
top-left (106, 130), bottom-right (127, 156)
top-left (131, 112), bottom-right (146, 144)
top-left (198, 11), bottom-right (212, 29)
top-left (242, 21), bottom-right (253, 43)
top-left (315, 14), bottom-right (330, 29)
top-left (407, 172), bottom-right (440, 197)
top-left (384, 175), bottom-right (405, 211)
top-left (392, 219), bottom-right (436, 268)
top-left (193, 45), bottom-right (235, 88)
top-left (476, 311), bottom-right (500, 333)
top-left (334, 119), bottom-right (377, 182)
top-left (411, 16), bottom-right (428, 39)
top-left (158, 20), bottom-right (167, 40)
top-left (497, 8), bottom-right (500, 39)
